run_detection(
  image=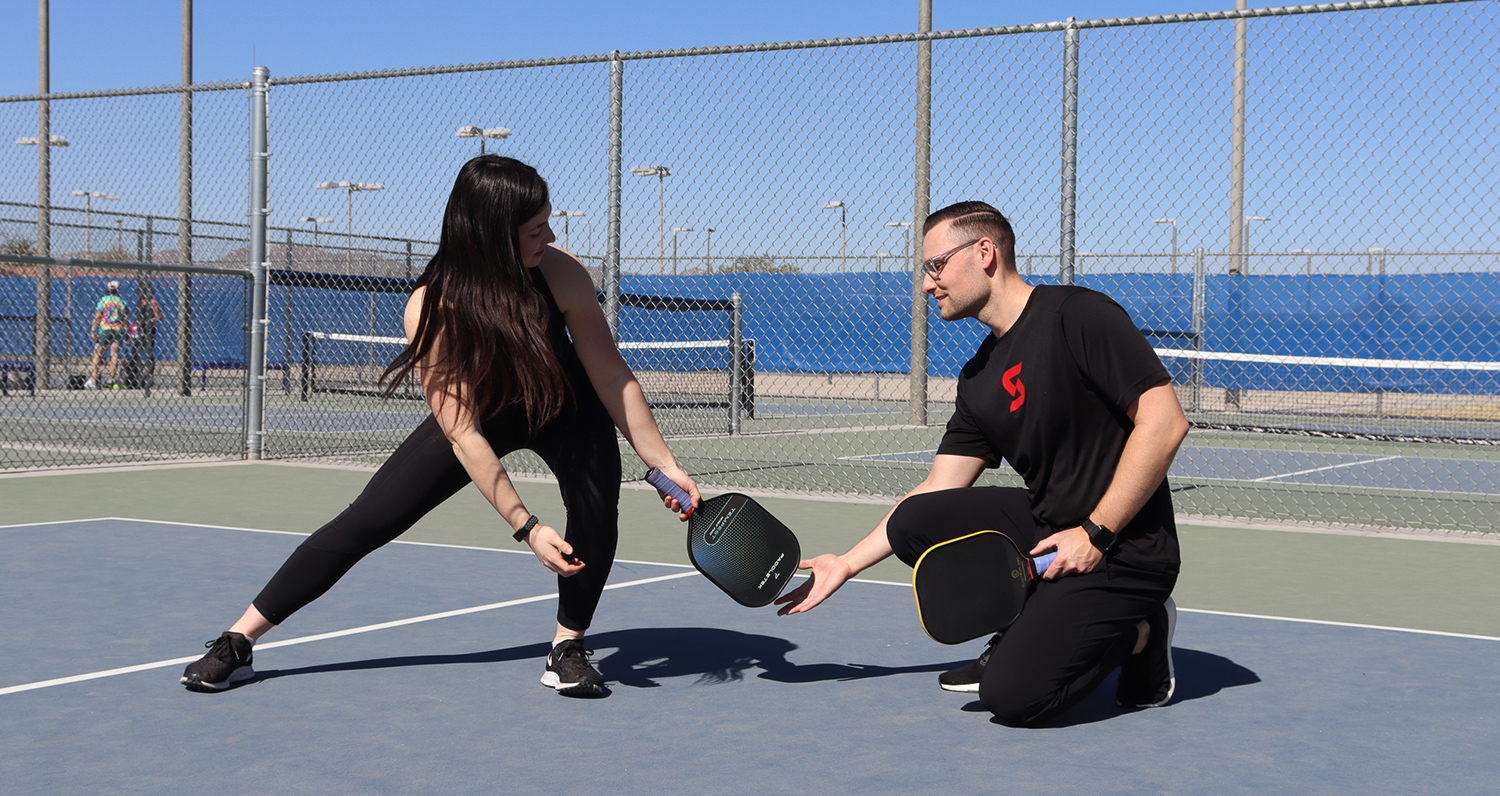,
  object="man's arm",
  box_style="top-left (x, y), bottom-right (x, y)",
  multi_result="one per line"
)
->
top-left (775, 453), bottom-right (988, 616)
top-left (1030, 379), bottom-right (1188, 577)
